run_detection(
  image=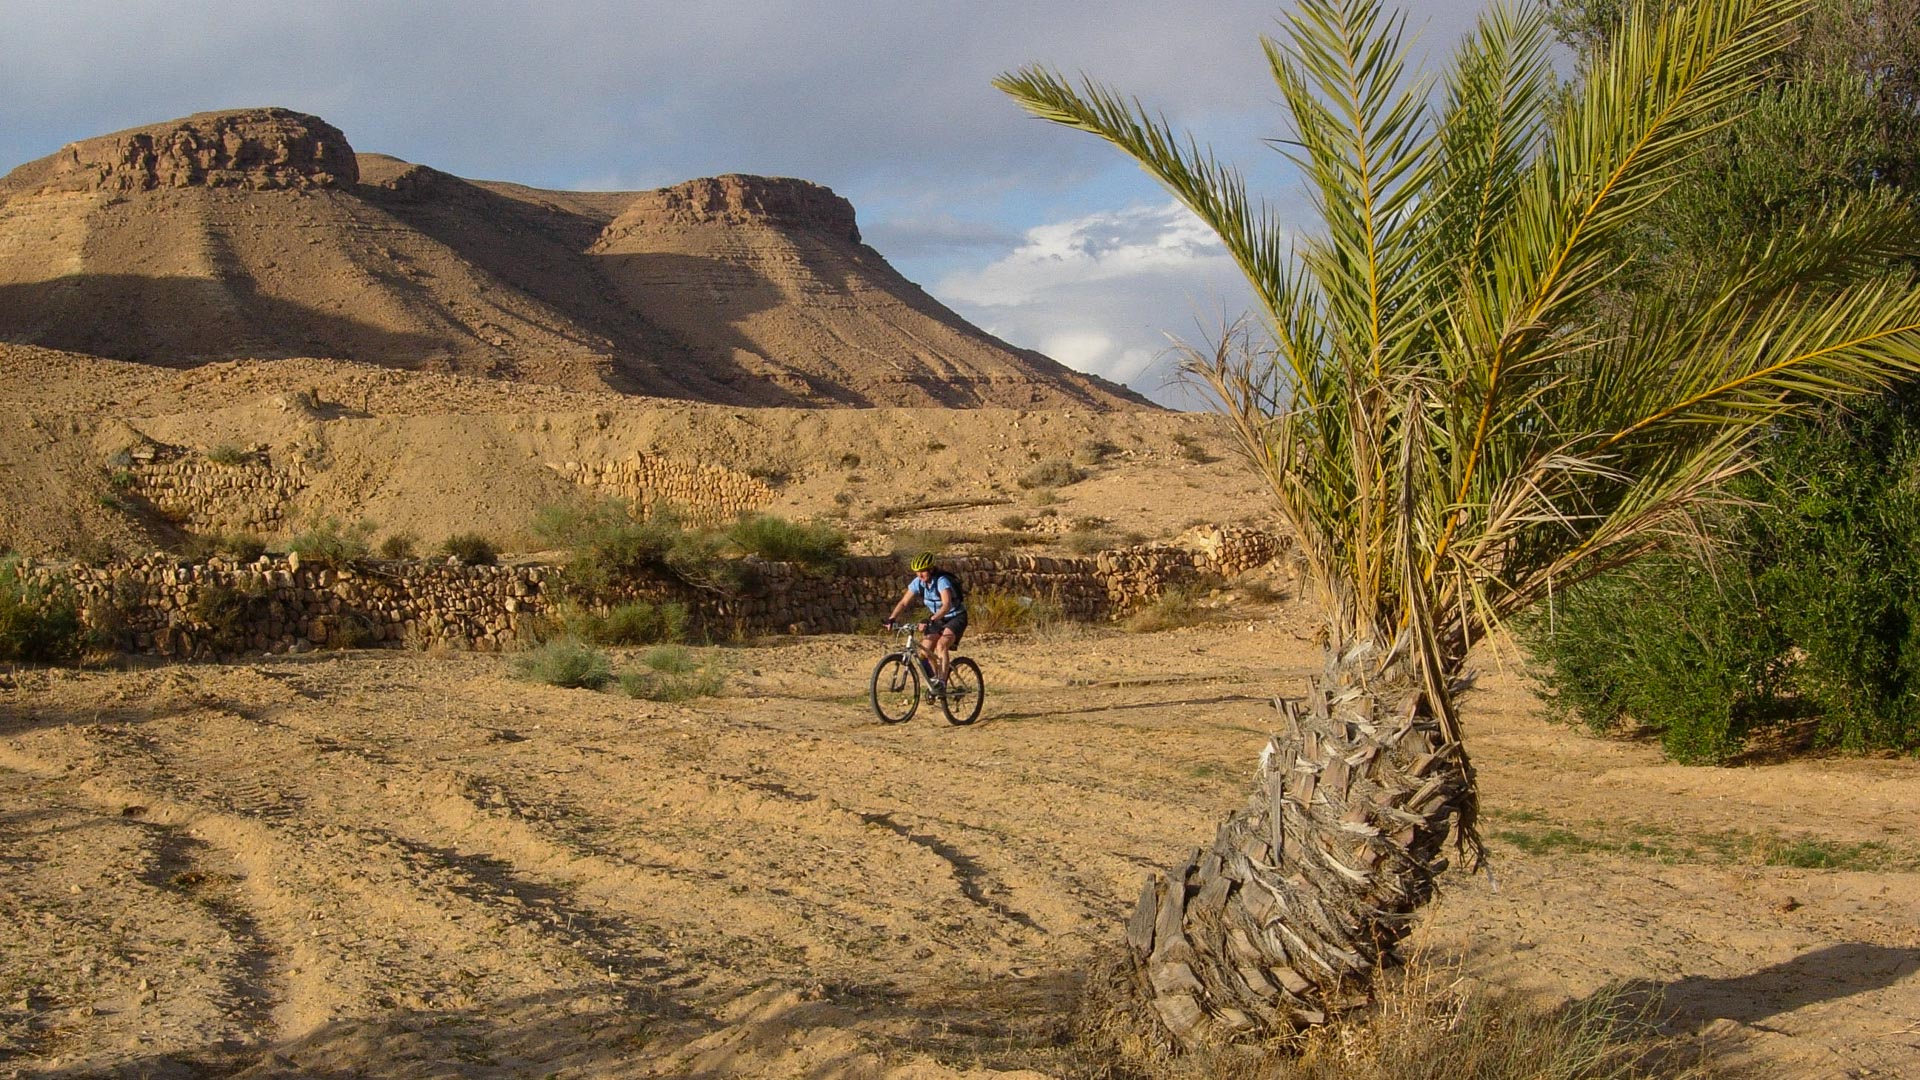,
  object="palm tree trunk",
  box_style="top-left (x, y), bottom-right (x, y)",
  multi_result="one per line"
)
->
top-left (1123, 643), bottom-right (1478, 1045)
